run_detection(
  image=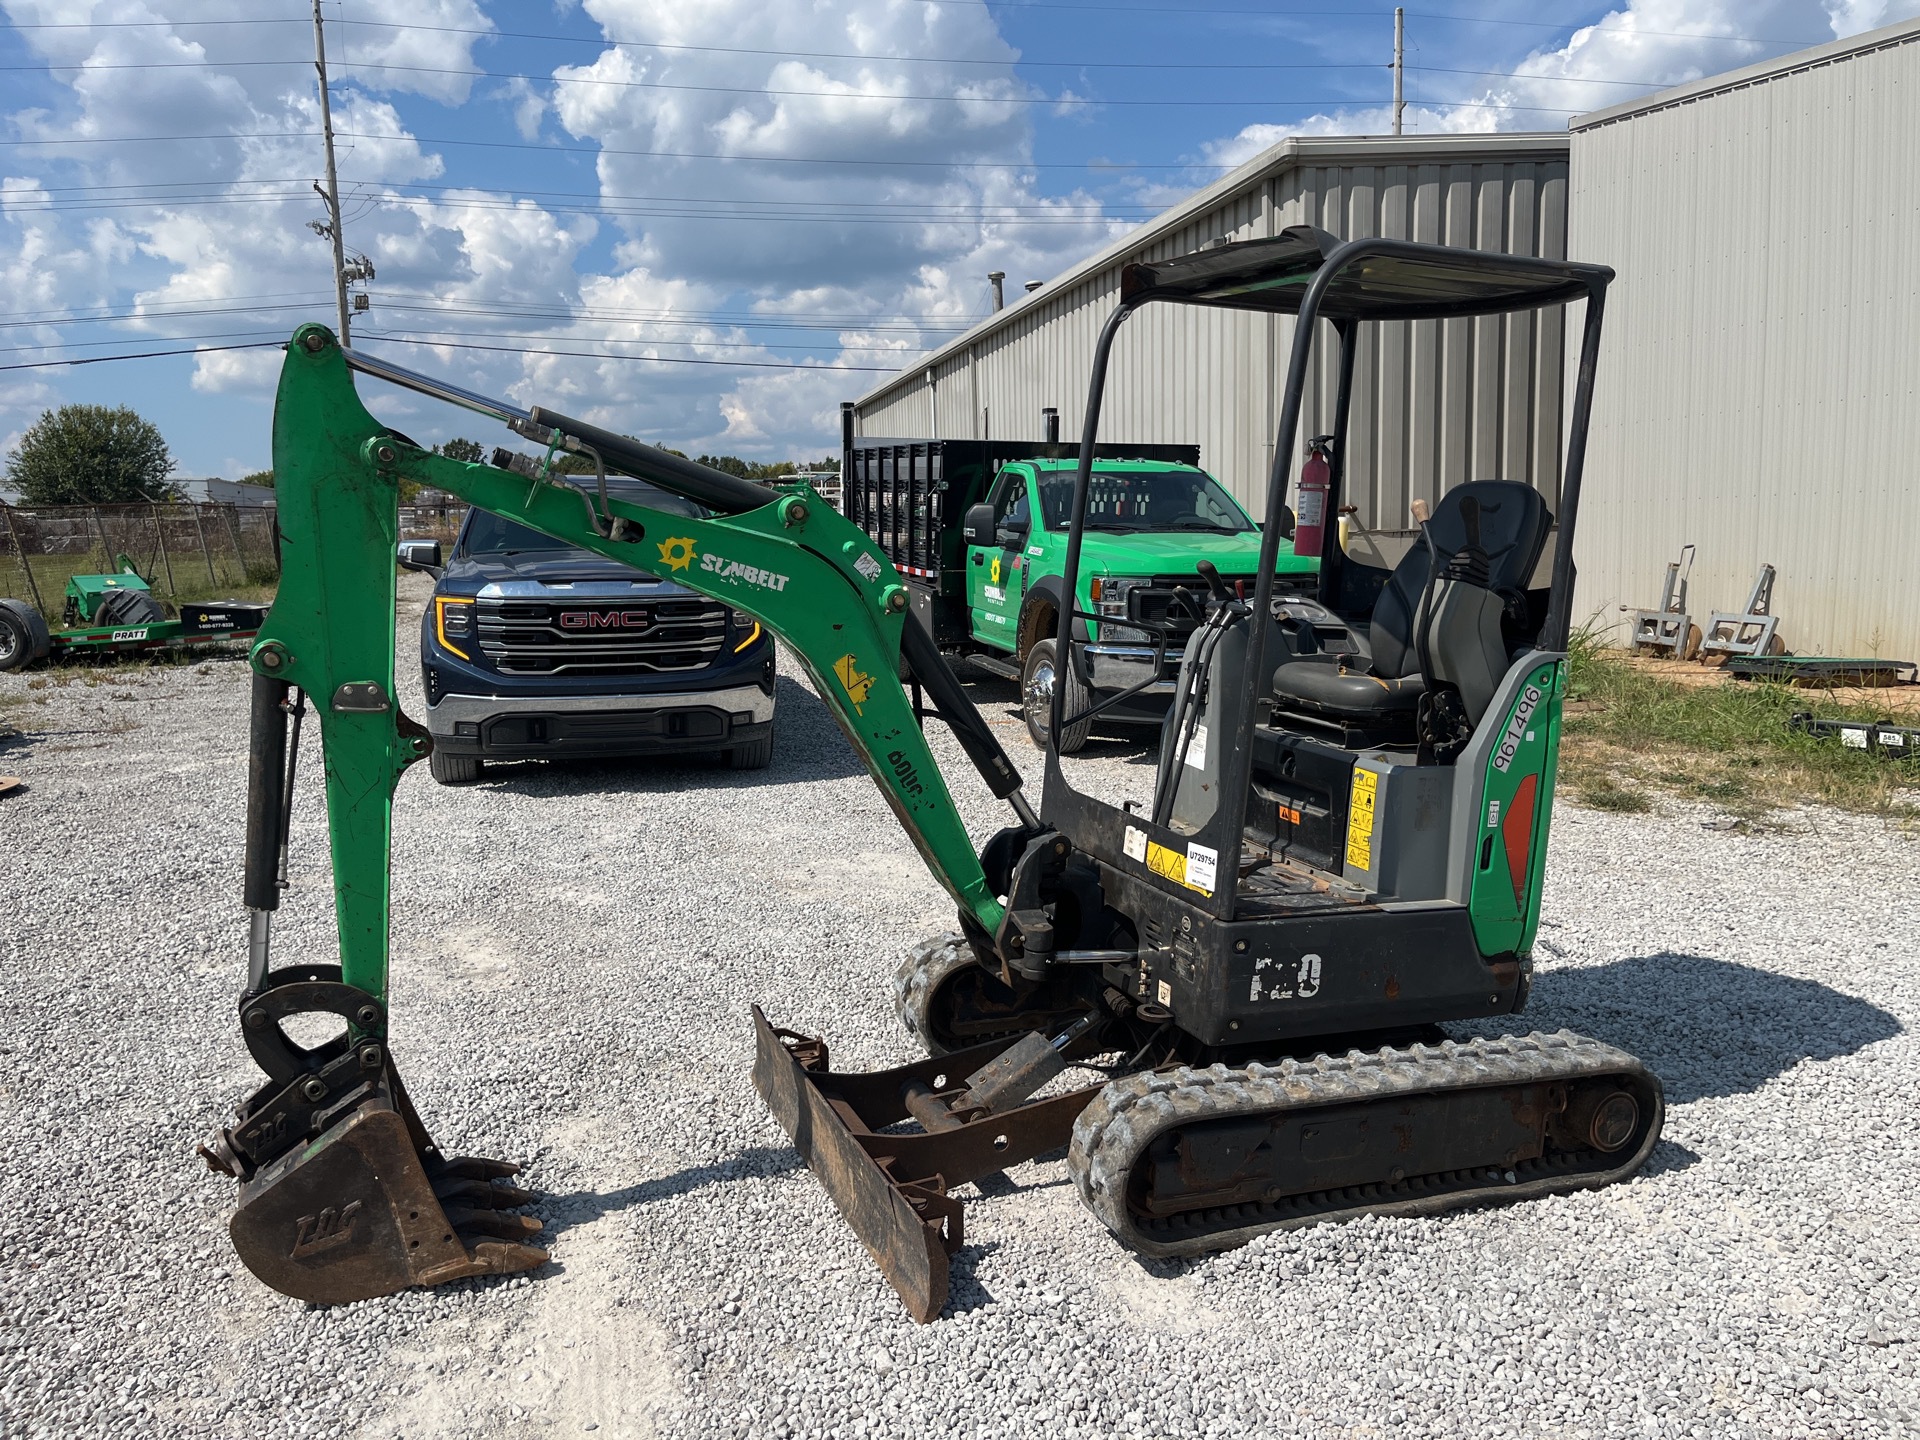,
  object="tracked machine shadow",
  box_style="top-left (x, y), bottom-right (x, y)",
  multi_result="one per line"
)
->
top-left (202, 227), bottom-right (1660, 1320)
